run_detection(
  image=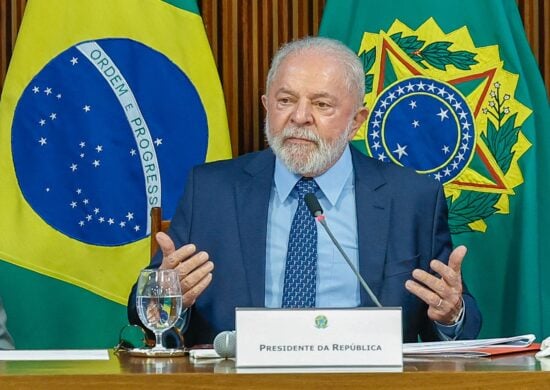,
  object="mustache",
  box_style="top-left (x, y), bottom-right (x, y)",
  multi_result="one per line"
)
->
top-left (281, 127), bottom-right (320, 143)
